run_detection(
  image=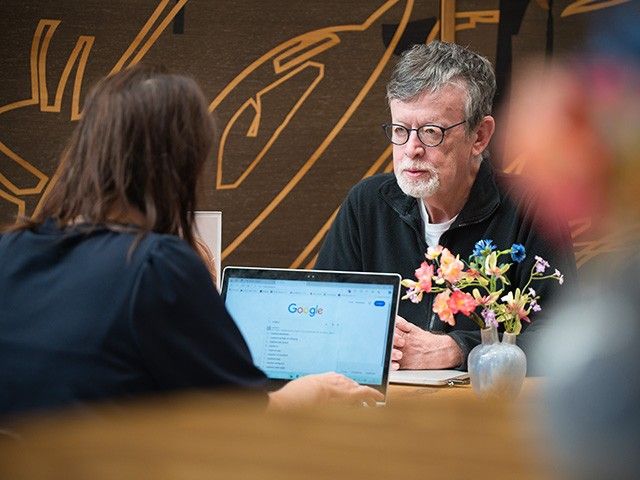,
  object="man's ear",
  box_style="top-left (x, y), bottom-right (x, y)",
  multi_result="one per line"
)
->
top-left (471, 115), bottom-right (495, 157)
